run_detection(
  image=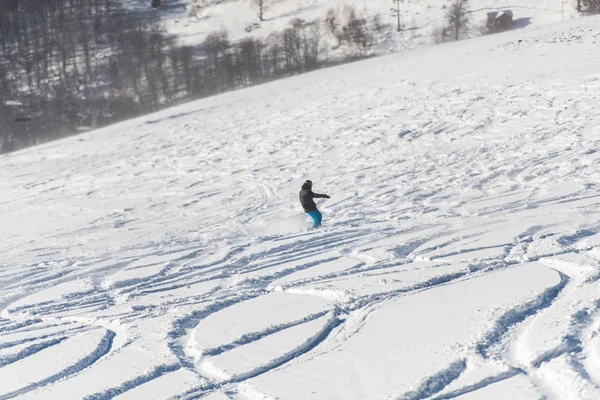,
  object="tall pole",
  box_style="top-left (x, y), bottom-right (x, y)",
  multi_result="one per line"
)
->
top-left (395, 0), bottom-right (401, 32)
